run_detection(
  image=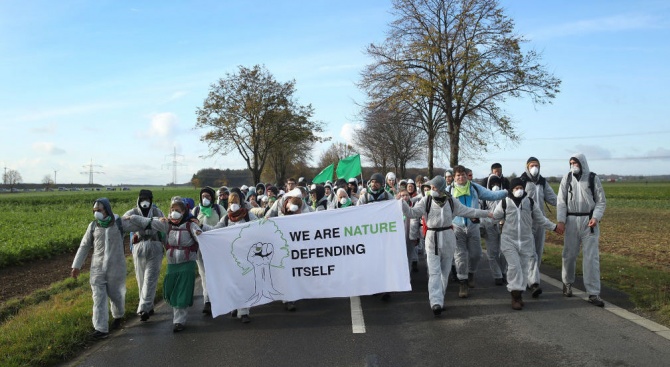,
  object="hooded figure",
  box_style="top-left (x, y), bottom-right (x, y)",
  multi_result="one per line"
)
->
top-left (217, 186), bottom-right (230, 209)
top-left (385, 172), bottom-right (398, 194)
top-left (125, 197), bottom-right (204, 332)
top-left (310, 185), bottom-right (328, 211)
top-left (256, 183), bottom-right (266, 196)
top-left (402, 176), bottom-right (491, 316)
top-left (72, 198), bottom-right (127, 339)
top-left (557, 153), bottom-right (607, 307)
top-left (264, 187), bottom-right (312, 218)
top-left (123, 190), bottom-right (165, 321)
top-left (493, 177), bottom-right (558, 310)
